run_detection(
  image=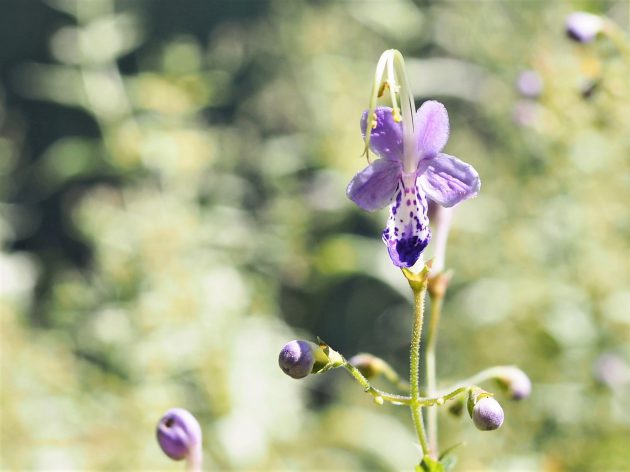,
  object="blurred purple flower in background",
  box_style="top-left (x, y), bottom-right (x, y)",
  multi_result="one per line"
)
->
top-left (565, 12), bottom-right (604, 43)
top-left (347, 102), bottom-right (480, 268)
top-left (516, 70), bottom-right (543, 98)
top-left (513, 100), bottom-right (539, 127)
top-left (593, 353), bottom-right (630, 389)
